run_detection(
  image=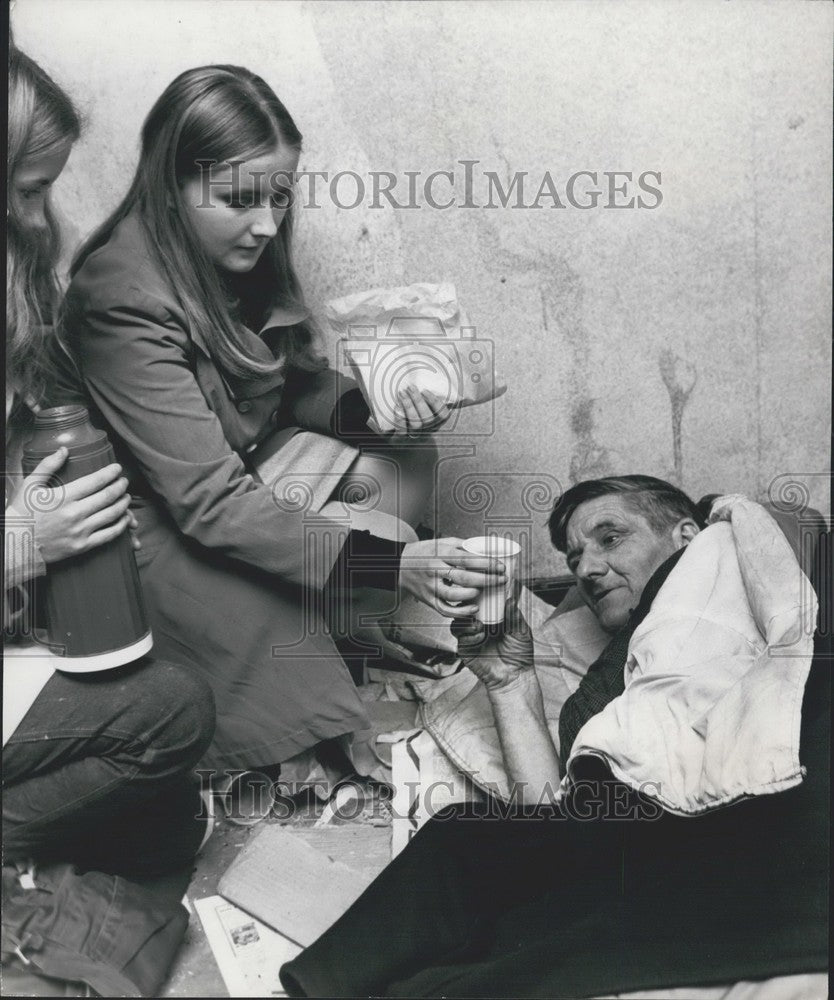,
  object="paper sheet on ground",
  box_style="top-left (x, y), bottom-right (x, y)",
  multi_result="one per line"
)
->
top-left (194, 894), bottom-right (300, 998)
